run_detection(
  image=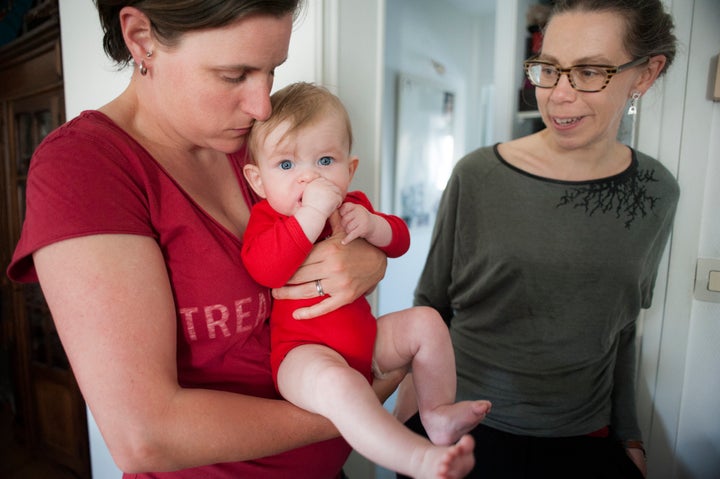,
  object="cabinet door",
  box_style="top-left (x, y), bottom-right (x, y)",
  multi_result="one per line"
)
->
top-left (7, 87), bottom-right (91, 479)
